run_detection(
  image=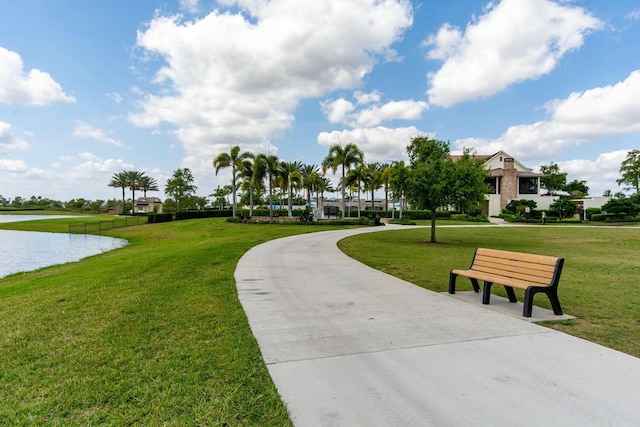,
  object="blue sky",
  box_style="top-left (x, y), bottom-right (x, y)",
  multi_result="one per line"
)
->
top-left (1, 0), bottom-right (639, 202)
